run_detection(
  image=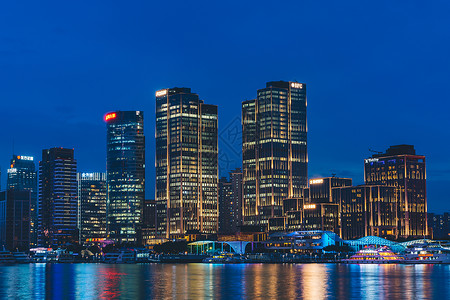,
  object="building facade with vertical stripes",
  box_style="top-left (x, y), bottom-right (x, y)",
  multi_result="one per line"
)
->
top-left (38, 148), bottom-right (78, 246)
top-left (242, 81), bottom-right (308, 228)
top-left (156, 87), bottom-right (218, 238)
